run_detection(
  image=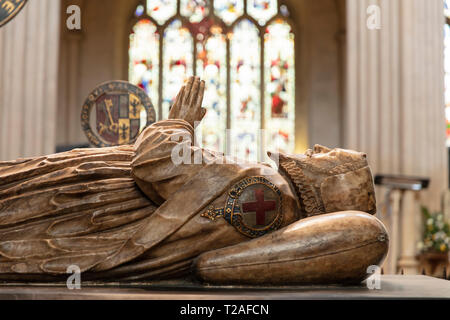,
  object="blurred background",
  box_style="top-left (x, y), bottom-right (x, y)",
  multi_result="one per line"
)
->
top-left (0, 0), bottom-right (449, 278)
